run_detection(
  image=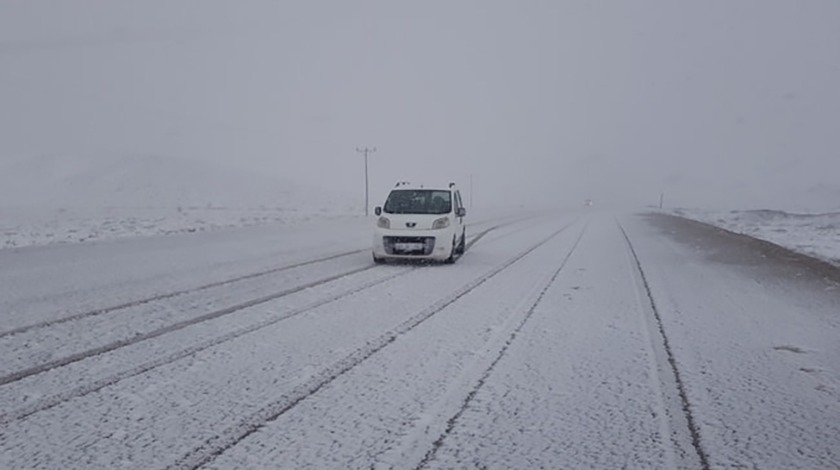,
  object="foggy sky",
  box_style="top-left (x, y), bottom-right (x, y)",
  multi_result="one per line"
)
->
top-left (2, 1), bottom-right (839, 211)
